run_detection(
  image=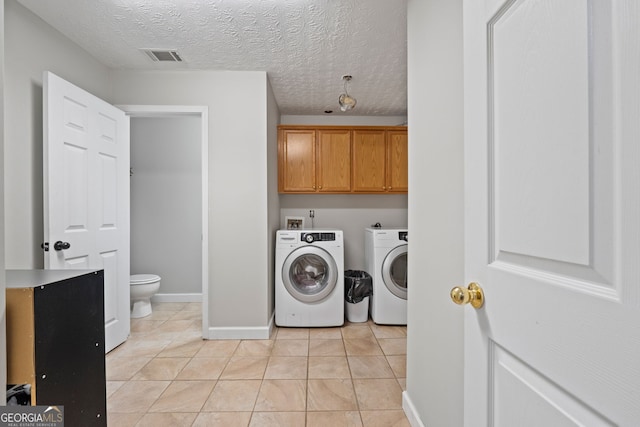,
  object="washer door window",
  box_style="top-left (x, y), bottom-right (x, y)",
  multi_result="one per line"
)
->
top-left (282, 246), bottom-right (338, 303)
top-left (381, 245), bottom-right (408, 299)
